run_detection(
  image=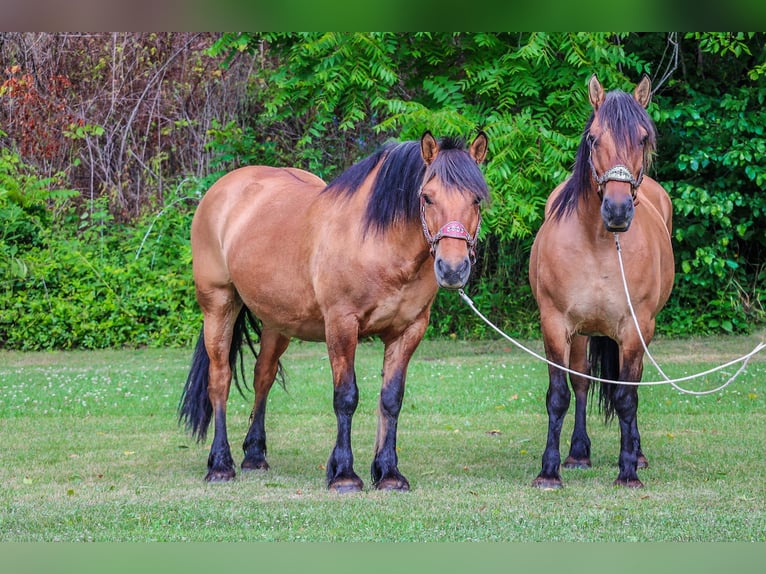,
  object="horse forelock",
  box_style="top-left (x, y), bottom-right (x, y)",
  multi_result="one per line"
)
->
top-left (599, 90), bottom-right (657, 164)
top-left (424, 144), bottom-right (490, 202)
top-left (550, 89), bottom-right (657, 222)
